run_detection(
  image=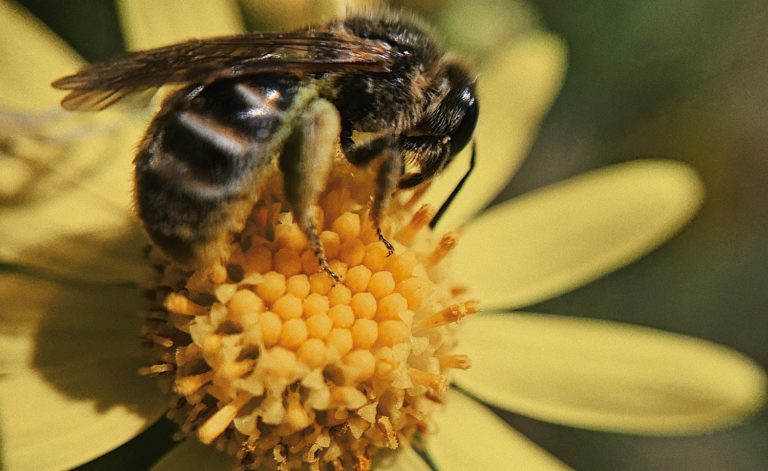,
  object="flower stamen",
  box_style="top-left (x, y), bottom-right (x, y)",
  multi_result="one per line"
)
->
top-left (174, 371), bottom-right (214, 396)
top-left (426, 231), bottom-right (459, 267)
top-left (438, 354), bottom-right (473, 370)
top-left (395, 204), bottom-right (435, 245)
top-left (409, 368), bottom-right (448, 394)
top-left (164, 292), bottom-right (207, 316)
top-left (140, 163), bottom-right (477, 469)
top-left (138, 363), bottom-right (174, 375)
top-left (198, 394), bottom-right (251, 444)
top-left (419, 300), bottom-right (480, 328)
